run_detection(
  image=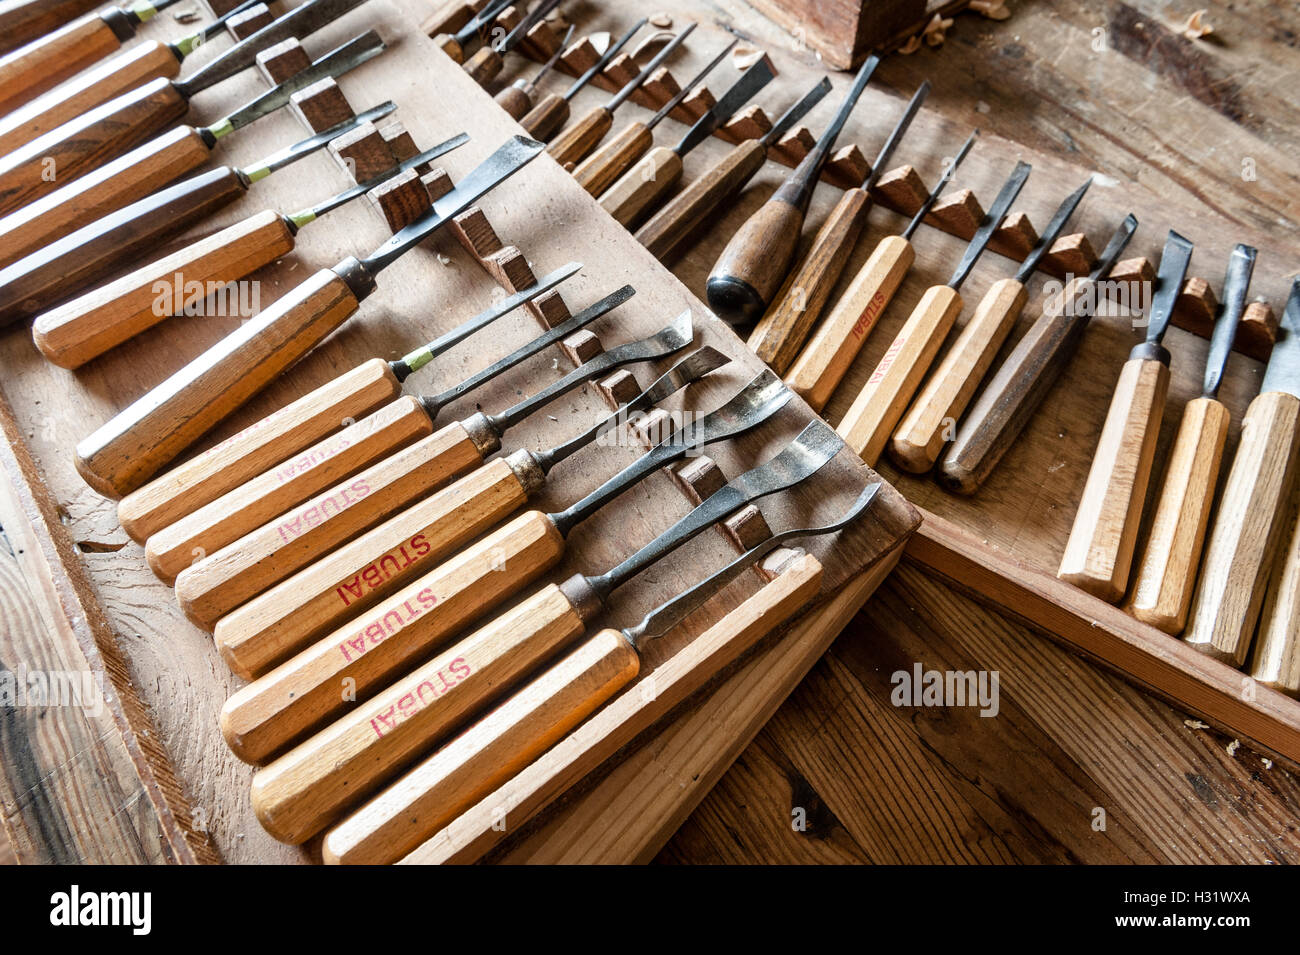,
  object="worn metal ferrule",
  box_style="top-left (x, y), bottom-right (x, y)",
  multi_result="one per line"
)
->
top-left (460, 411), bottom-right (503, 458)
top-left (559, 573), bottom-right (604, 624)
